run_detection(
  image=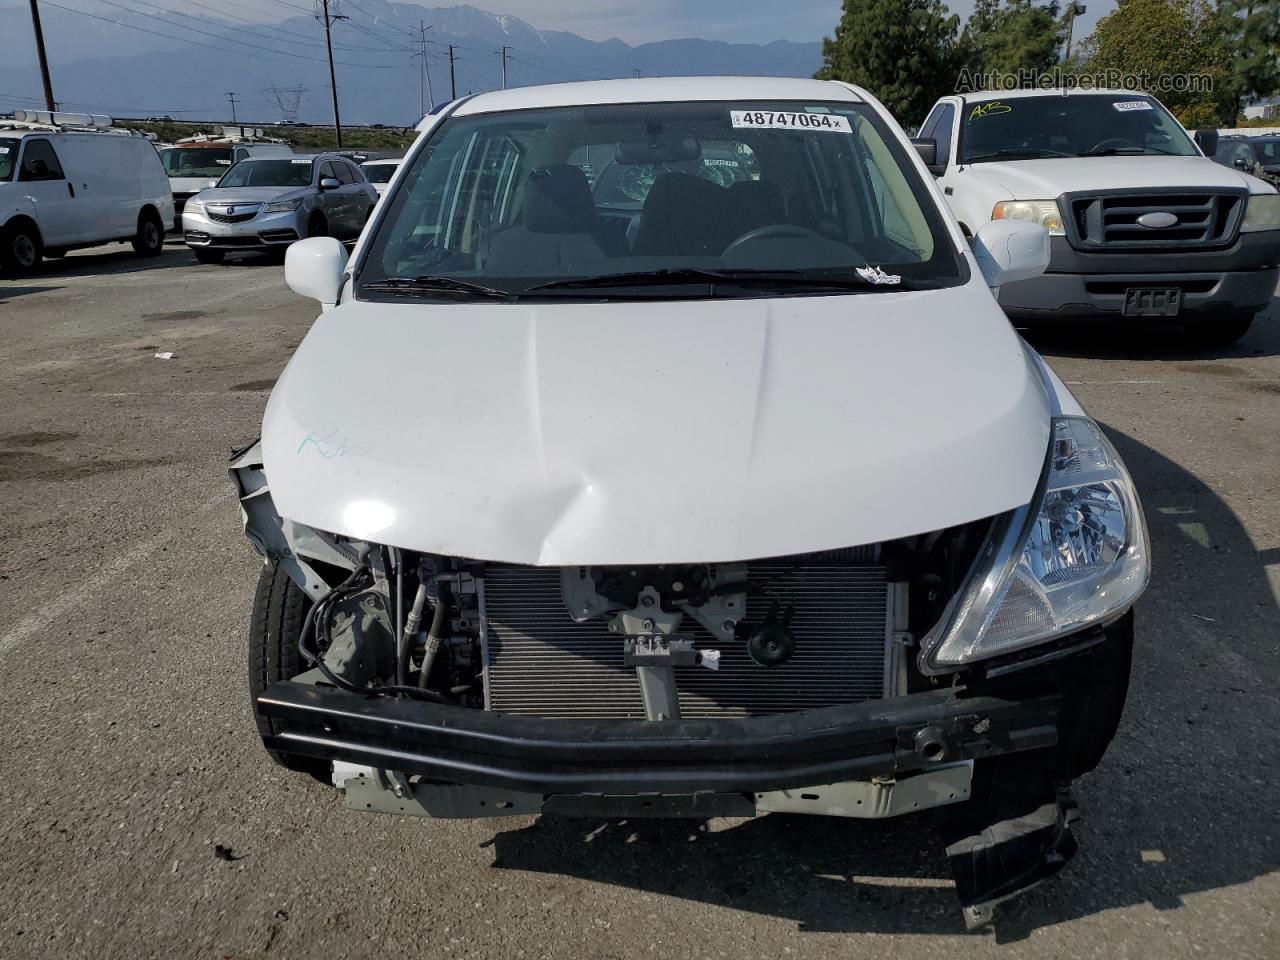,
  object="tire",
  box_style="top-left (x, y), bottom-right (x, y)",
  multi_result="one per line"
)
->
top-left (248, 561), bottom-right (331, 781)
top-left (44, 248), bottom-right (67, 259)
top-left (1, 222), bottom-right (42, 275)
top-left (193, 248), bottom-right (224, 265)
top-left (131, 210), bottom-right (165, 257)
top-left (306, 213), bottom-right (328, 238)
top-left (1186, 312), bottom-right (1254, 346)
